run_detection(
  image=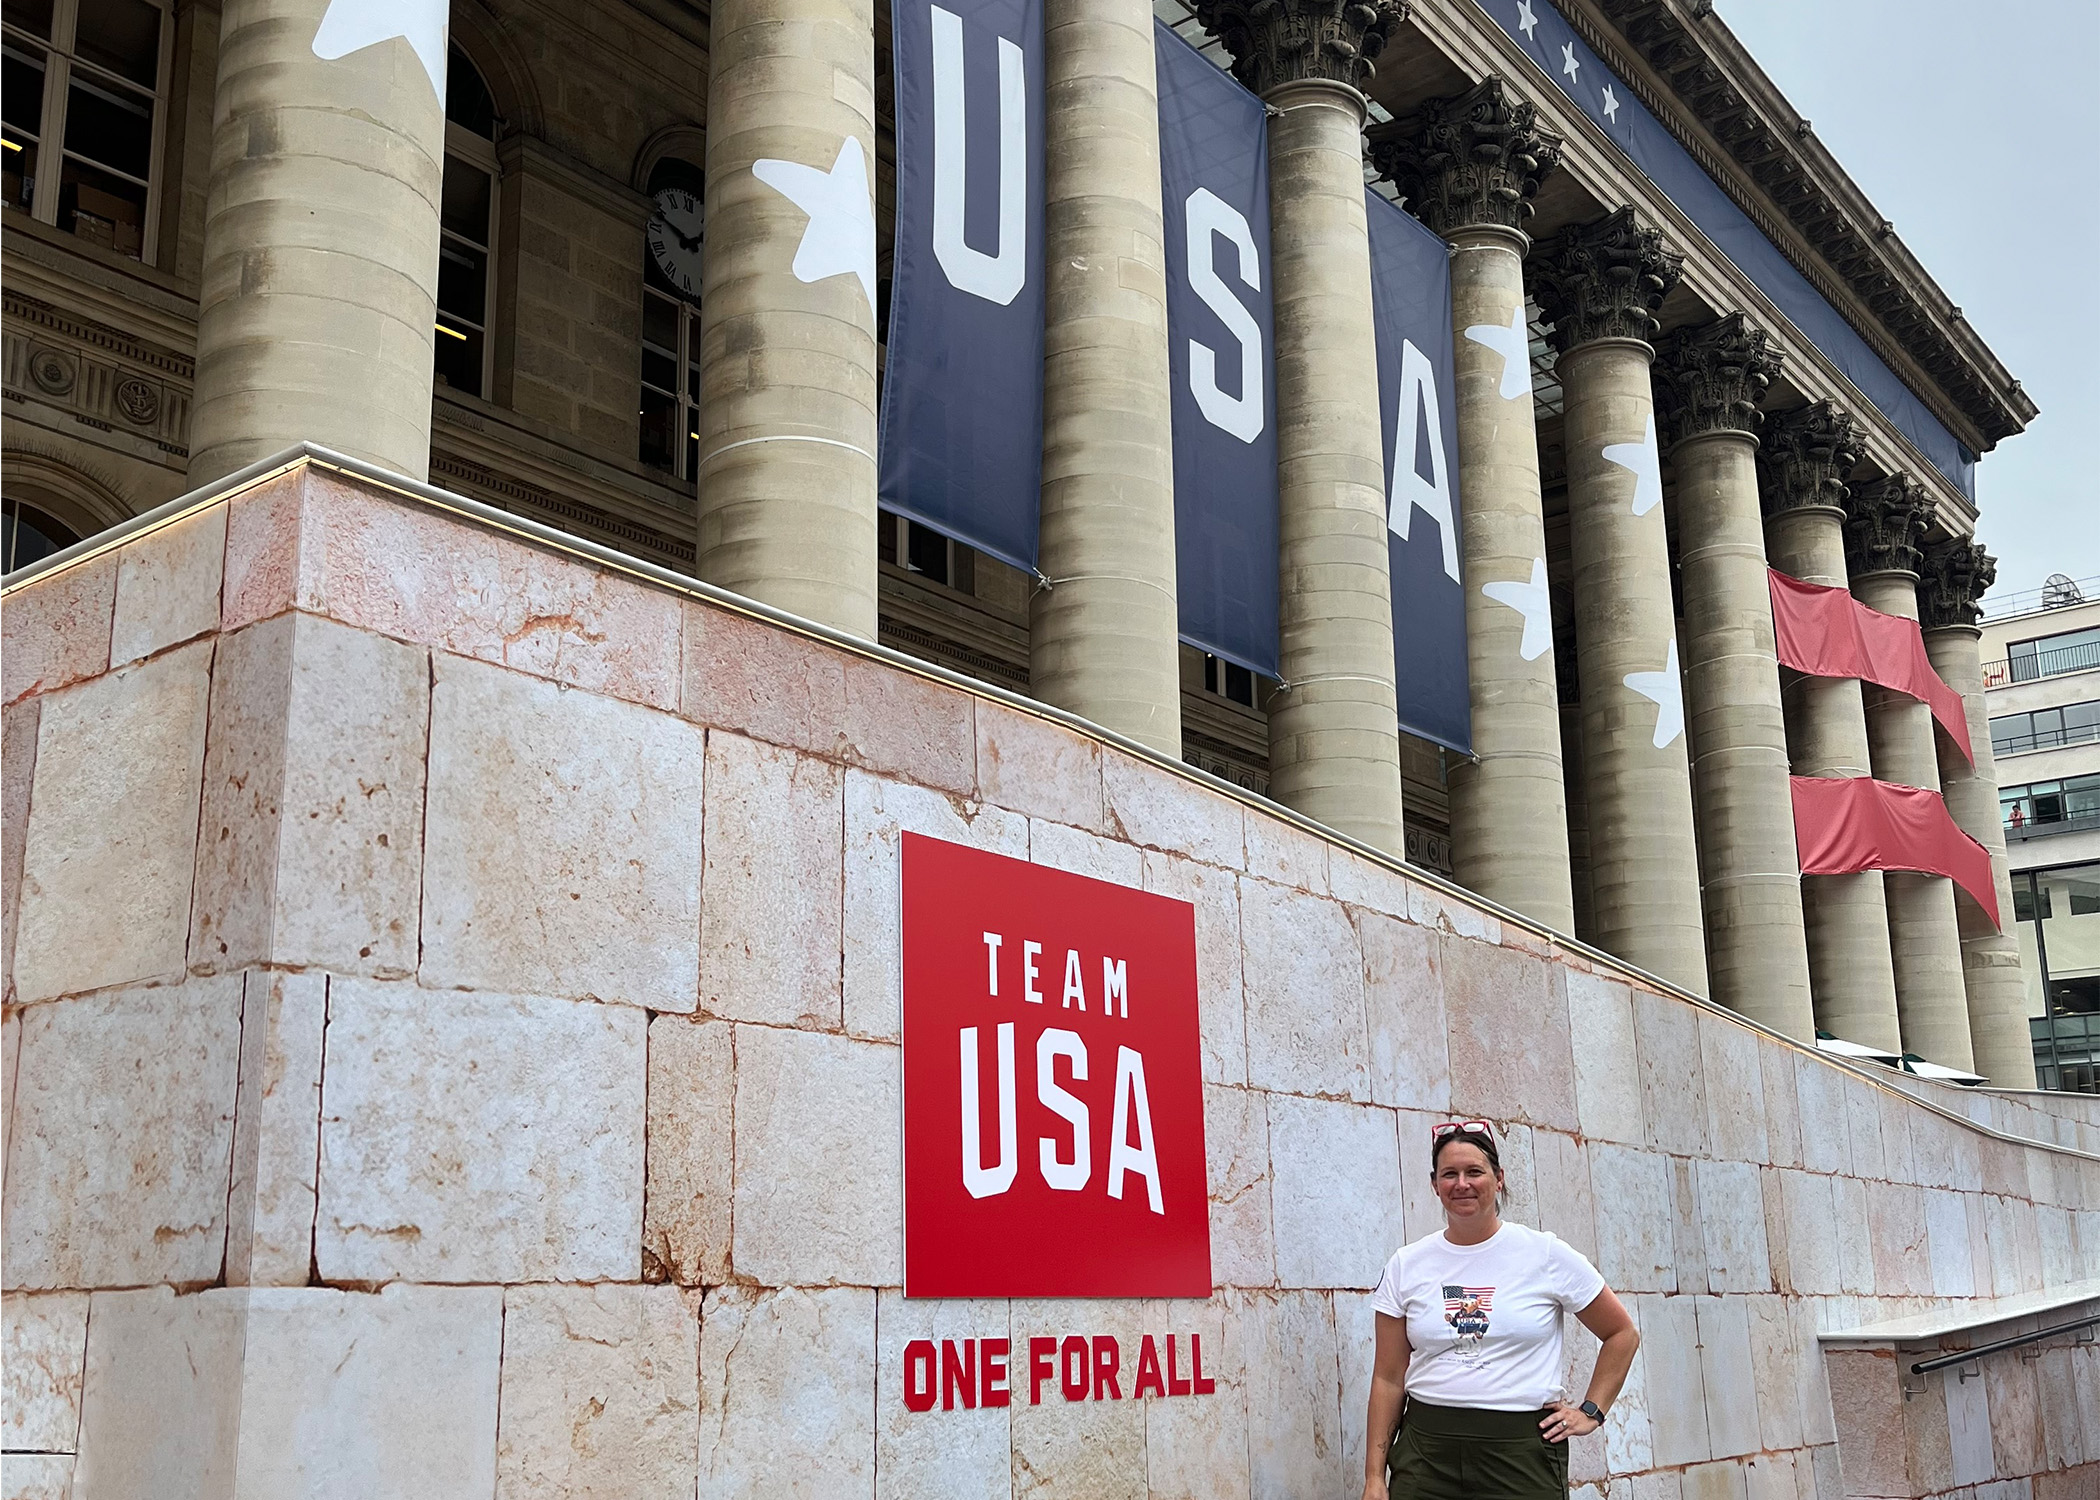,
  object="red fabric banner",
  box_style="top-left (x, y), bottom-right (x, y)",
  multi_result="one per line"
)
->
top-left (1767, 570), bottom-right (1973, 765)
top-left (1791, 775), bottom-right (1998, 928)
